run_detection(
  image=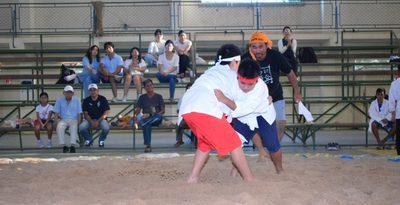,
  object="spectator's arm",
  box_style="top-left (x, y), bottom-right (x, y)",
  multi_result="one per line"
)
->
top-left (98, 63), bottom-right (108, 76)
top-left (278, 40), bottom-right (287, 54)
top-left (291, 39), bottom-right (297, 54)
